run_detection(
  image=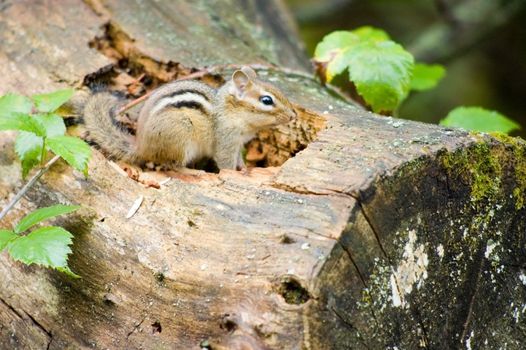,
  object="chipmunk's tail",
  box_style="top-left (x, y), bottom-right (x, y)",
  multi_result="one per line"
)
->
top-left (81, 92), bottom-right (139, 163)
